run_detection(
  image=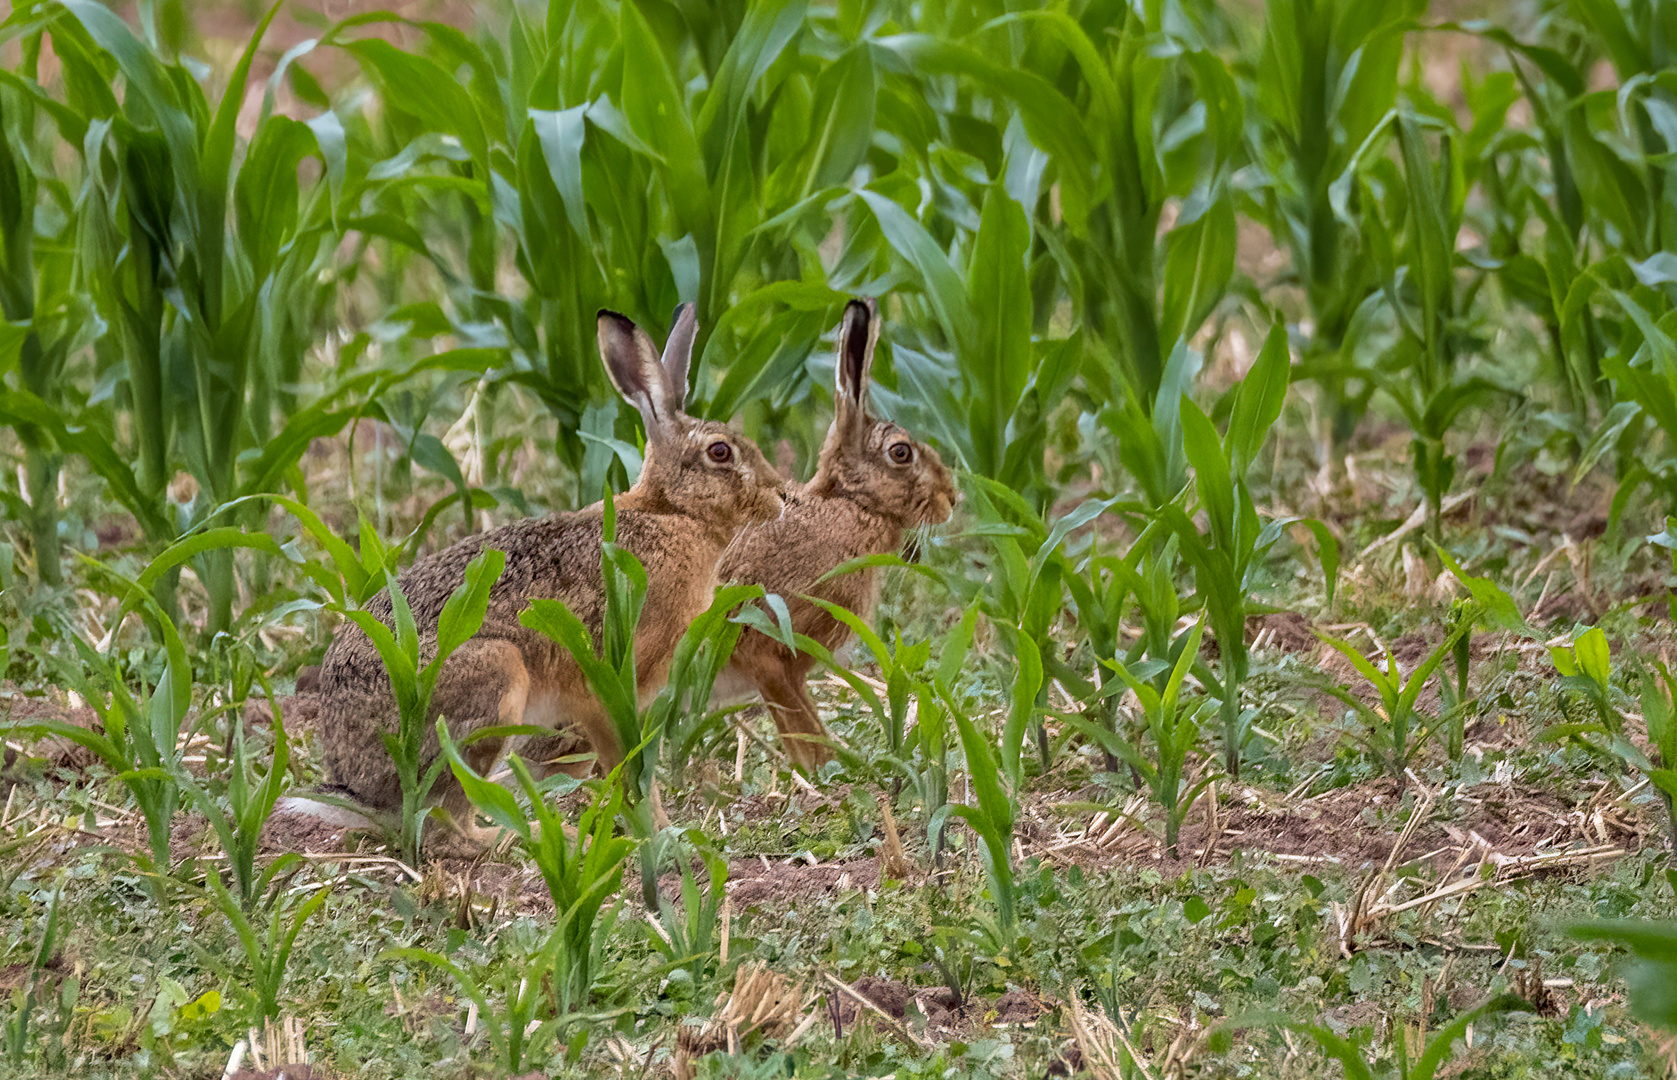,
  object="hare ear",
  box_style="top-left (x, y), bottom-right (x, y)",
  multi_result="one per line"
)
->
top-left (661, 302), bottom-right (697, 410)
top-left (834, 297), bottom-right (878, 435)
top-left (599, 309), bottom-right (677, 439)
